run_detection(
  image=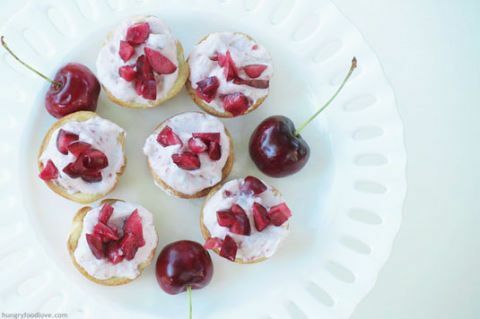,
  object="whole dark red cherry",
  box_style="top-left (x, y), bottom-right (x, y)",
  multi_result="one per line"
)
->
top-left (249, 116), bottom-right (310, 177)
top-left (249, 57), bottom-right (357, 177)
top-left (1, 36), bottom-right (100, 119)
top-left (156, 240), bottom-right (213, 295)
top-left (45, 63), bottom-right (100, 118)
